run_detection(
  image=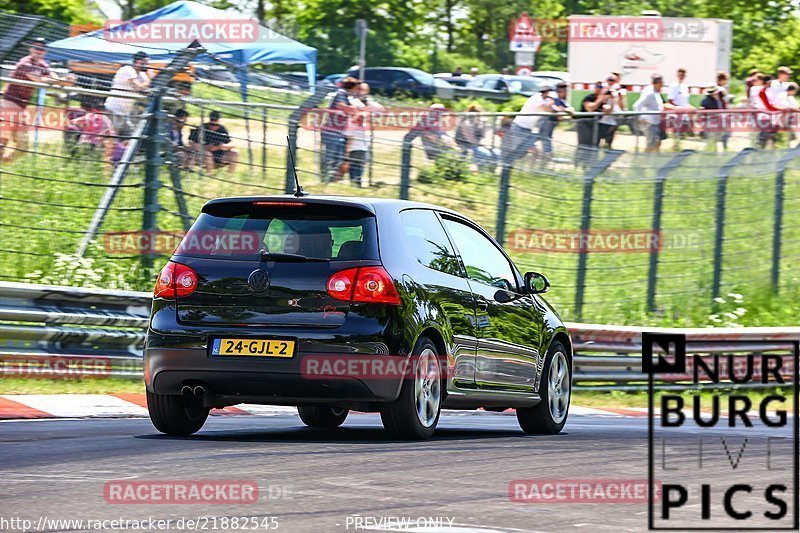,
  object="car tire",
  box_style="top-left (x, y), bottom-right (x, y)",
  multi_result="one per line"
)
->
top-left (517, 341), bottom-right (571, 435)
top-left (146, 391), bottom-right (209, 436)
top-left (380, 336), bottom-right (442, 440)
top-left (297, 406), bottom-right (349, 428)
